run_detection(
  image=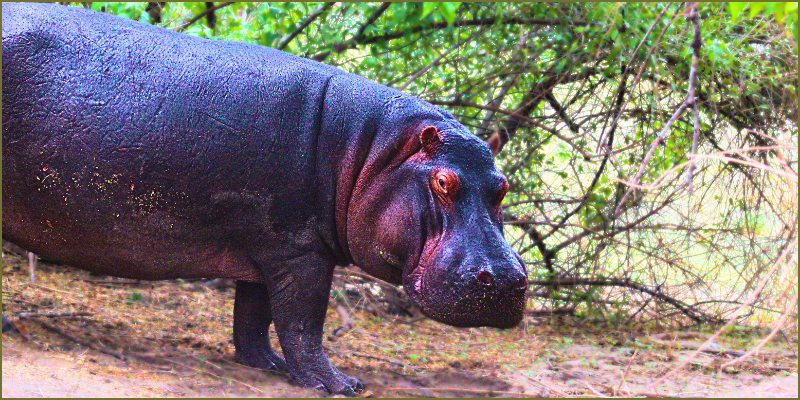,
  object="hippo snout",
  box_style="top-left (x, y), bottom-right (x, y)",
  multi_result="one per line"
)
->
top-left (406, 255), bottom-right (528, 329)
top-left (474, 264), bottom-right (528, 293)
